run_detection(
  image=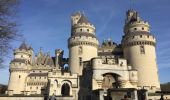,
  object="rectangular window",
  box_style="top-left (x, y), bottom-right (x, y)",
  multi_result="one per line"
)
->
top-left (79, 57), bottom-right (82, 66)
top-left (140, 45), bottom-right (145, 54)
